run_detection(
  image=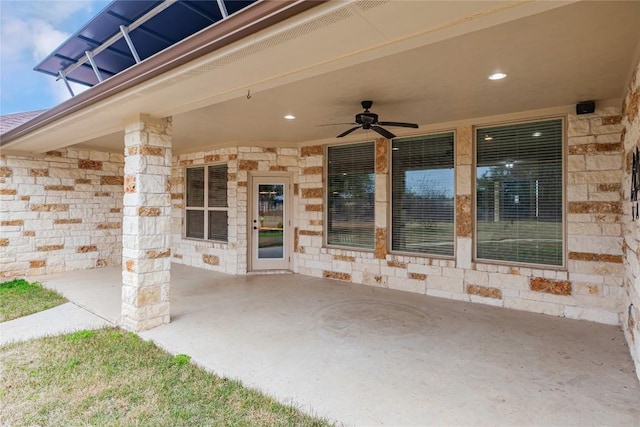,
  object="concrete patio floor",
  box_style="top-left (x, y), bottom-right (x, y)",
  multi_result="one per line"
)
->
top-left (37, 264), bottom-right (640, 426)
